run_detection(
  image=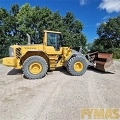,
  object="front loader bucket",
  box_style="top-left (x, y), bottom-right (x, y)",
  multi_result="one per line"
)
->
top-left (88, 52), bottom-right (116, 73)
